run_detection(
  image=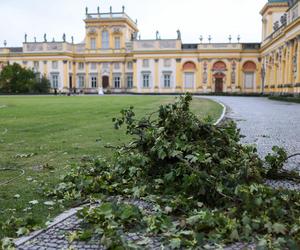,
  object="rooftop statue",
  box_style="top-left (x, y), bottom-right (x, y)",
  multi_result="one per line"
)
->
top-left (177, 30), bottom-right (181, 40)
